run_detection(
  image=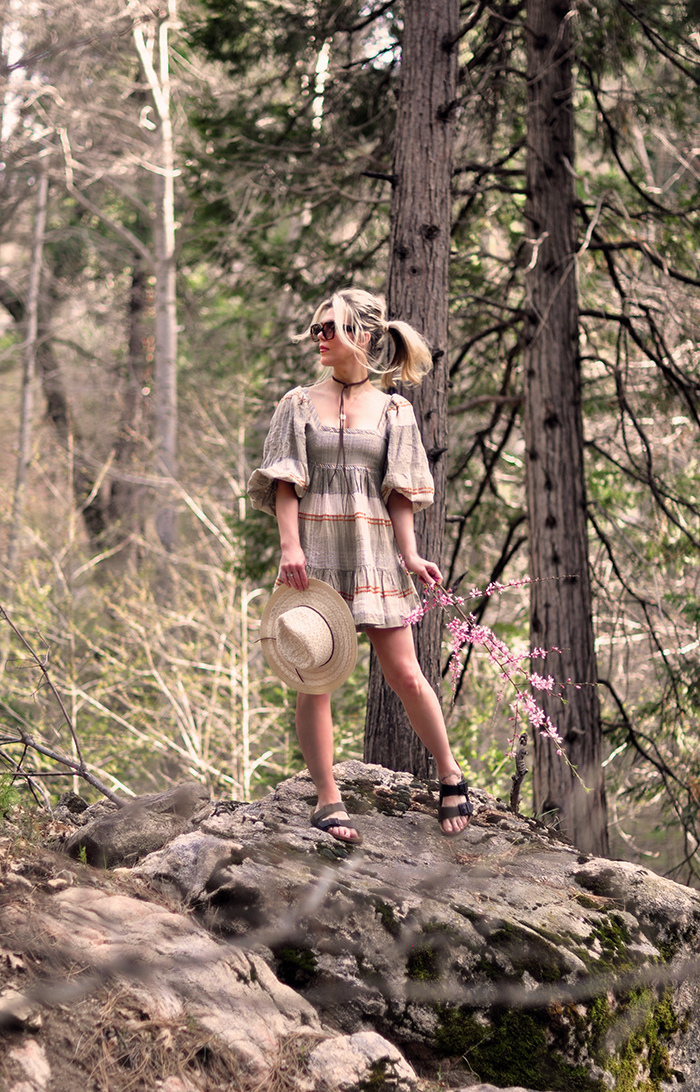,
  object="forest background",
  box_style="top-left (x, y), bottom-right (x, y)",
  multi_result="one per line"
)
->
top-left (1, 0), bottom-right (700, 886)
